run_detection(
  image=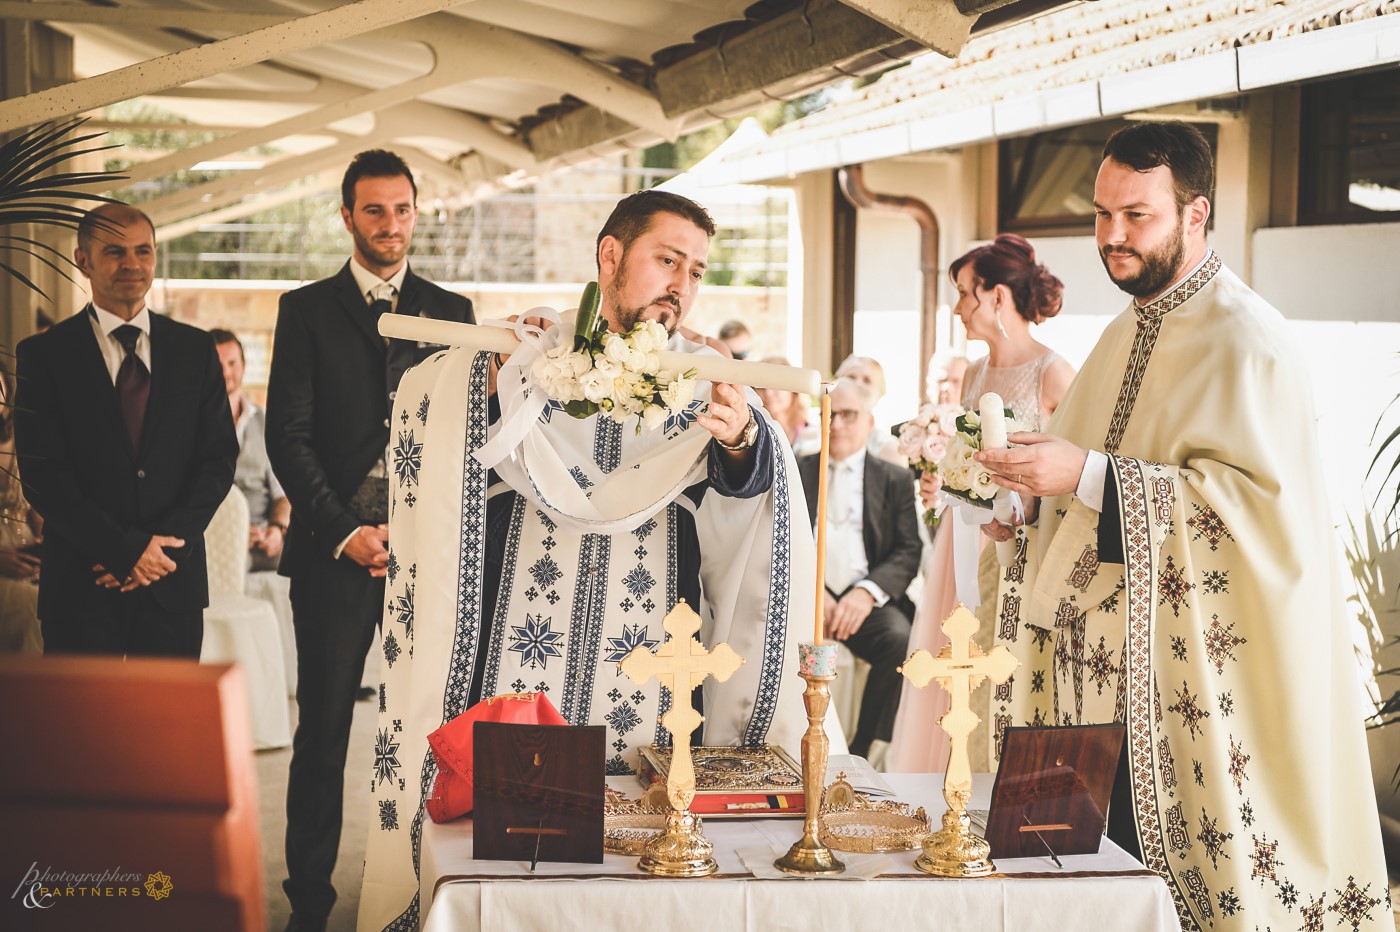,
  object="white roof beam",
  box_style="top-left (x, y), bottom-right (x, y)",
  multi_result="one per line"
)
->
top-left (155, 171), bottom-right (340, 243)
top-left (0, 0), bottom-right (478, 134)
top-left (0, 3), bottom-right (289, 32)
top-left (142, 140), bottom-right (385, 224)
top-left (378, 102), bottom-right (538, 171)
top-left (123, 81), bottom-right (536, 189)
top-left (834, 0), bottom-right (976, 57)
top-left (382, 15), bottom-right (679, 140)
